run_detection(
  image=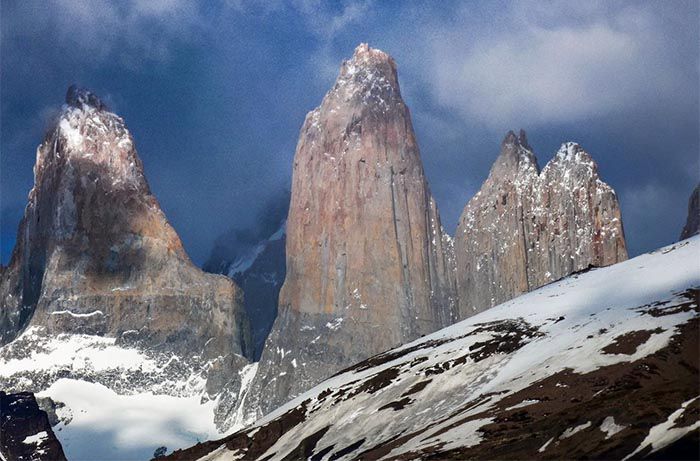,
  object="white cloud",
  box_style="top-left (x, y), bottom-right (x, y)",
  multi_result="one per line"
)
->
top-left (224, 0), bottom-right (371, 40)
top-left (417, 1), bottom-right (696, 128)
top-left (294, 1), bottom-right (374, 87)
top-left (4, 0), bottom-right (202, 66)
top-left (304, 0), bottom-right (371, 40)
top-left (4, 0), bottom-right (372, 82)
